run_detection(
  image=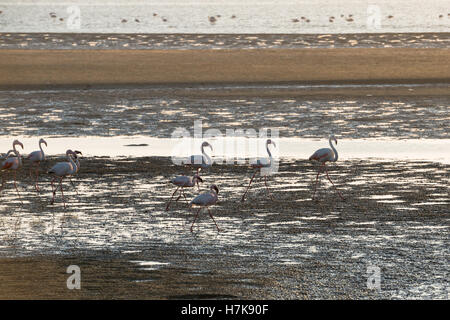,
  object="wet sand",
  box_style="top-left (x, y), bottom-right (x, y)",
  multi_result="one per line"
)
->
top-left (0, 157), bottom-right (448, 299)
top-left (0, 48), bottom-right (449, 89)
